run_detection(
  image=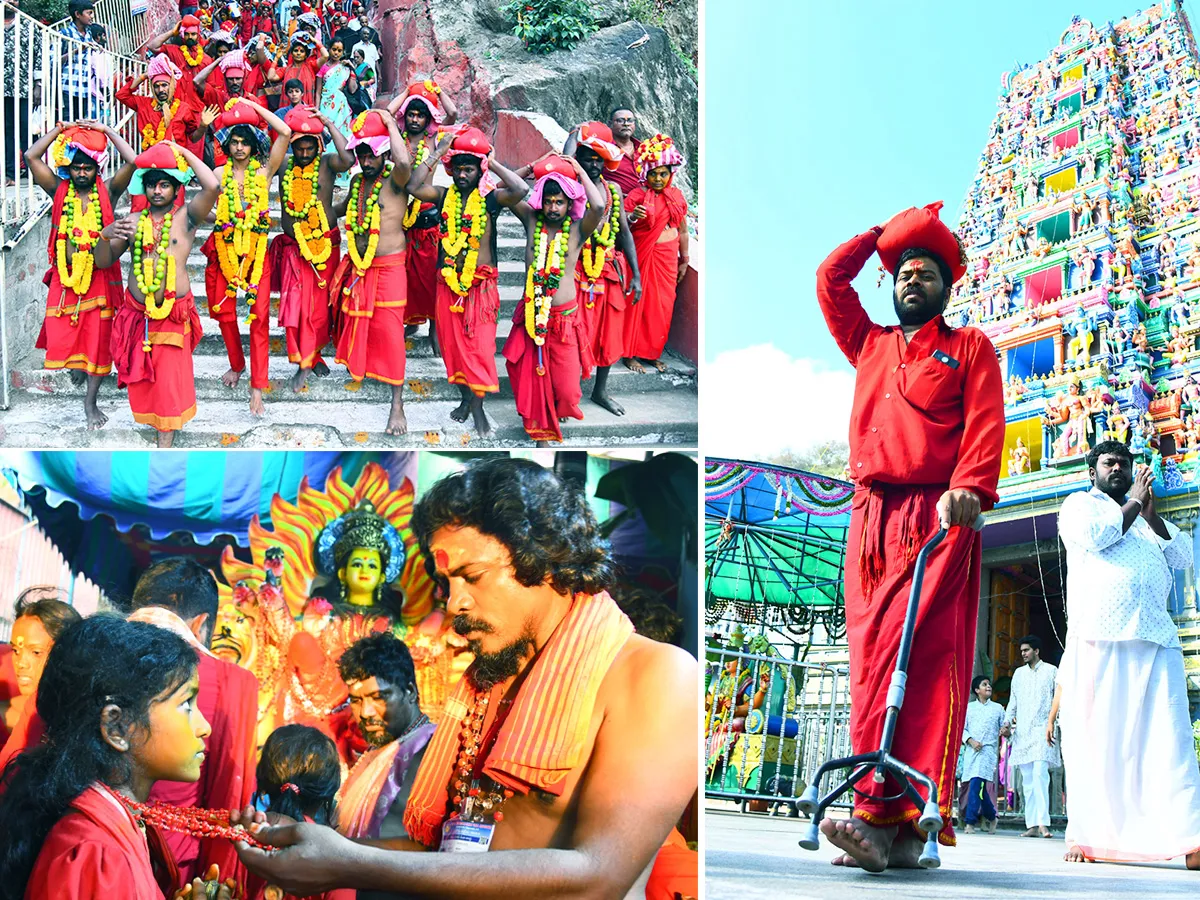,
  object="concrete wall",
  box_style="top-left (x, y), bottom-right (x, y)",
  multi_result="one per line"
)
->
top-left (1, 216), bottom-right (52, 409)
